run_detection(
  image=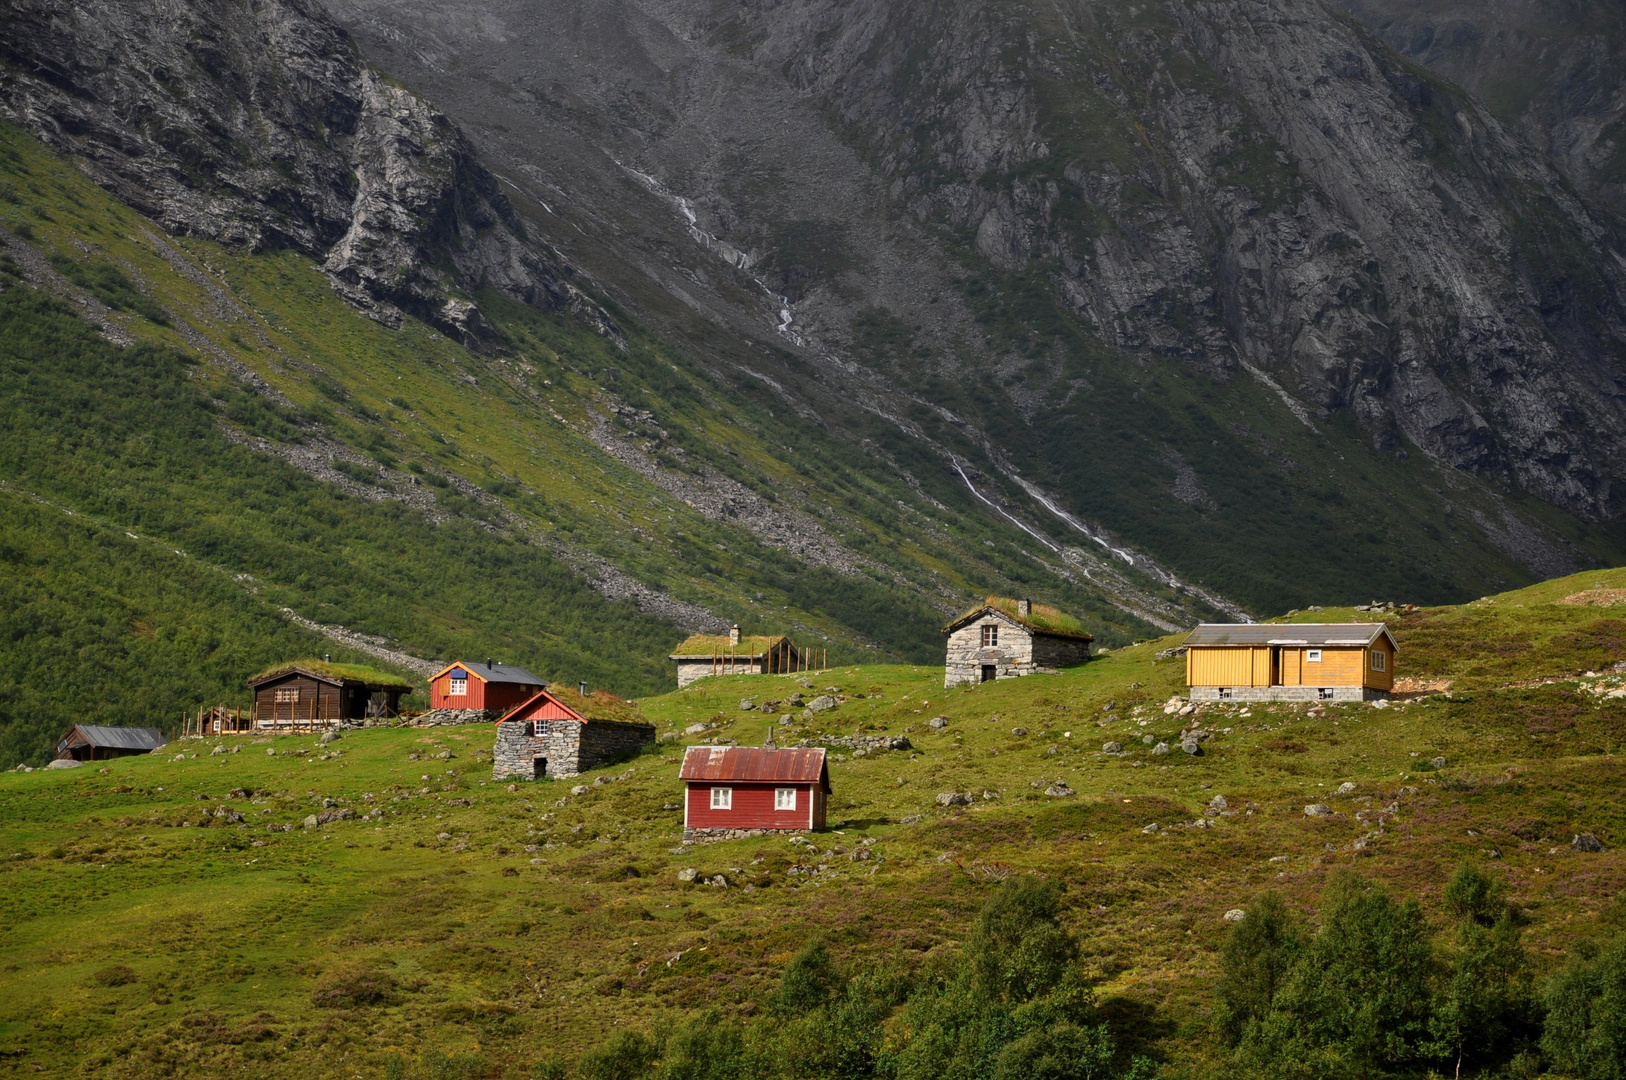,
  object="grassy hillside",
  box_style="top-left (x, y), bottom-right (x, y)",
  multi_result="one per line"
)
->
top-left (0, 117), bottom-right (1228, 762)
top-left (3, 571), bottom-right (1626, 1077)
